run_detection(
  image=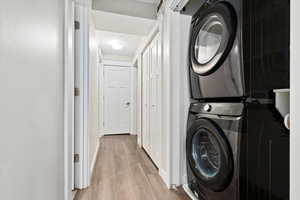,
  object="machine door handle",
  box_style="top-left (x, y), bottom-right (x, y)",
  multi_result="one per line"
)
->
top-left (284, 113), bottom-right (290, 130)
